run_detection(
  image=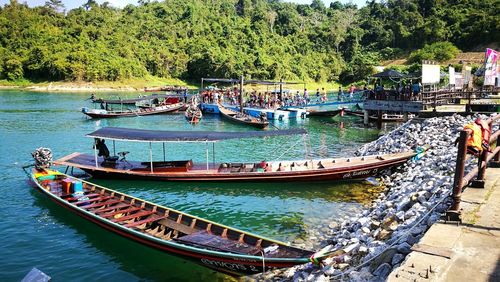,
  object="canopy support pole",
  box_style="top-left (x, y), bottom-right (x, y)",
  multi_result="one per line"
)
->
top-left (94, 142), bottom-right (98, 168)
top-left (149, 142), bottom-right (153, 173)
top-left (206, 141), bottom-right (209, 171)
top-left (212, 142), bottom-right (216, 168)
top-left (113, 140), bottom-right (116, 156)
top-left (302, 134), bottom-right (308, 160)
top-left (163, 142), bottom-right (166, 162)
top-left (239, 75), bottom-right (244, 113)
